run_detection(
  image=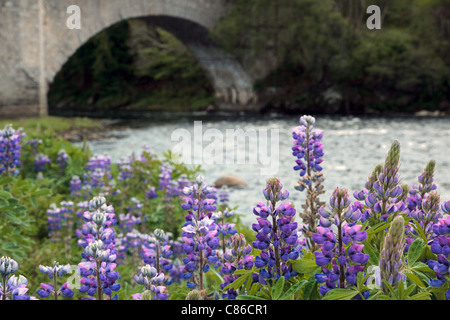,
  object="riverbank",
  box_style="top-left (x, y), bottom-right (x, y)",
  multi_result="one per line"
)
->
top-left (0, 116), bottom-right (132, 143)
